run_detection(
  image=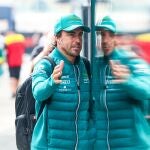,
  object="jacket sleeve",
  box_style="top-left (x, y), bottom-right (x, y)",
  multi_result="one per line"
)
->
top-left (32, 59), bottom-right (57, 102)
top-left (122, 58), bottom-right (150, 101)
